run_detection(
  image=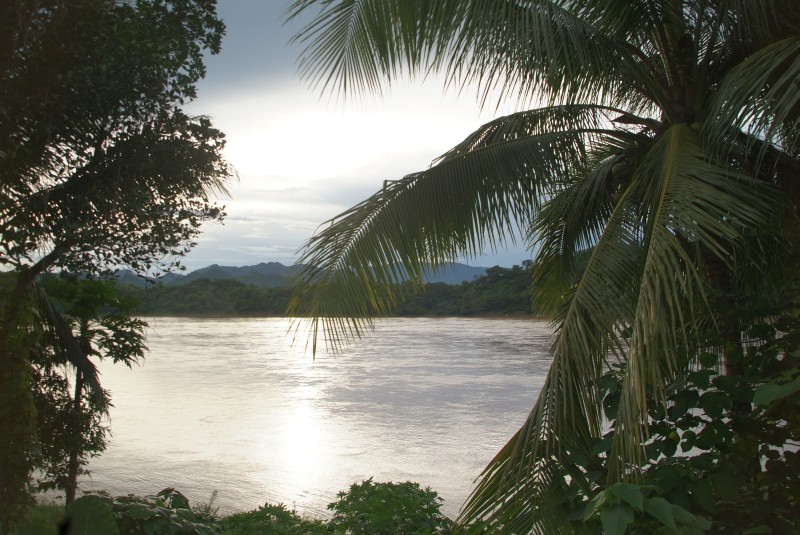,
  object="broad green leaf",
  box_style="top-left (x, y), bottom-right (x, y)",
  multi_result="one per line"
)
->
top-left (125, 504), bottom-right (155, 520)
top-left (583, 491), bottom-right (607, 521)
top-left (600, 503), bottom-right (635, 535)
top-left (64, 495), bottom-right (120, 535)
top-left (609, 483), bottom-right (643, 511)
top-left (699, 391), bottom-right (732, 419)
top-left (690, 478), bottom-right (715, 513)
top-left (671, 504), bottom-right (712, 530)
top-left (592, 435), bottom-right (613, 455)
top-left (644, 496), bottom-right (677, 532)
top-left (753, 376), bottom-right (800, 406)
